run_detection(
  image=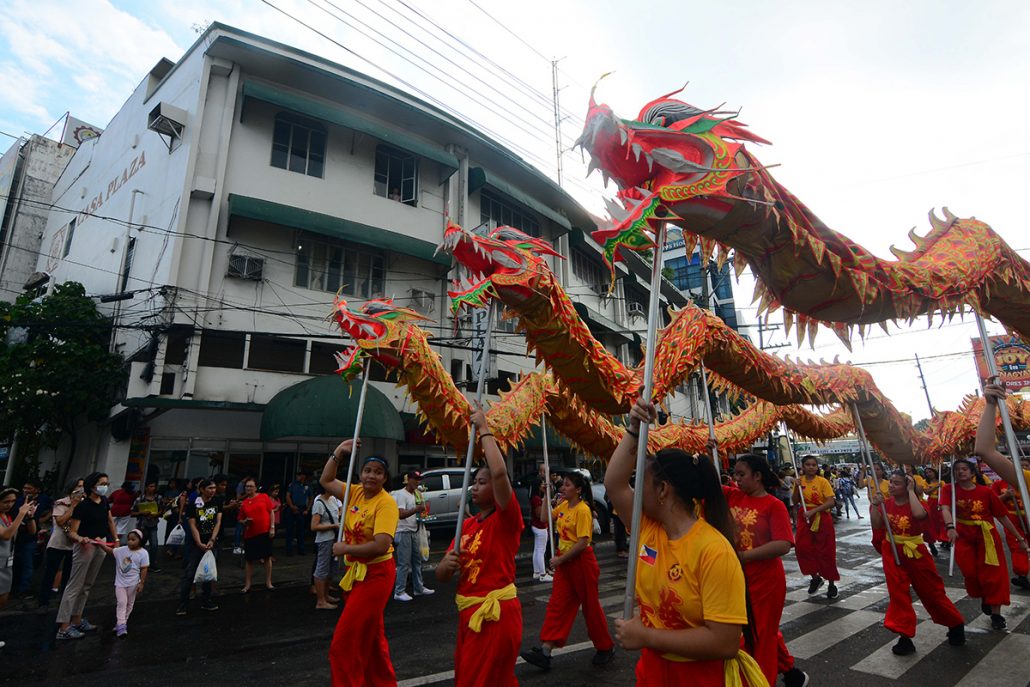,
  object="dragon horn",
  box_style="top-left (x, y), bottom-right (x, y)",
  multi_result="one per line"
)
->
top-left (589, 71), bottom-right (615, 107)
